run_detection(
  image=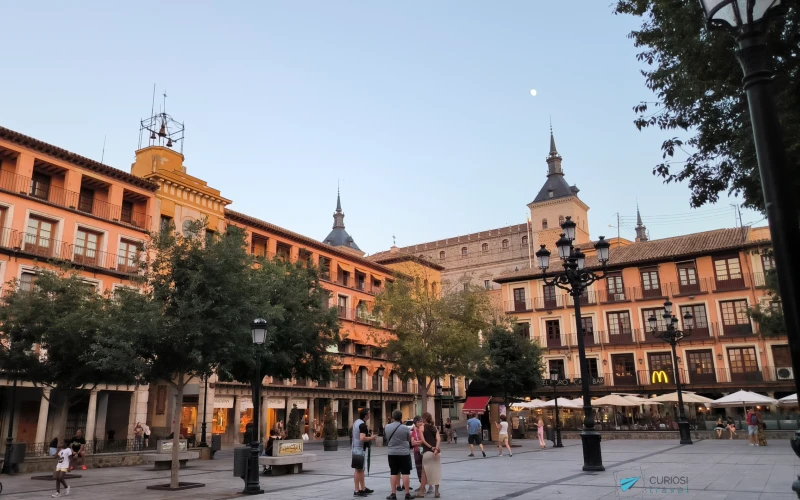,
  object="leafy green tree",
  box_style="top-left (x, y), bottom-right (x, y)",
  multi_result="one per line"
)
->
top-left (472, 324), bottom-right (543, 415)
top-left (286, 404), bottom-right (303, 440)
top-left (323, 403), bottom-right (338, 441)
top-left (749, 266), bottom-right (786, 336)
top-left (374, 280), bottom-right (492, 414)
top-left (613, 1), bottom-right (800, 211)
